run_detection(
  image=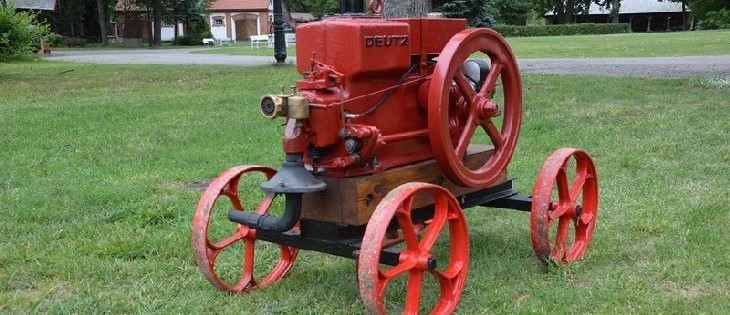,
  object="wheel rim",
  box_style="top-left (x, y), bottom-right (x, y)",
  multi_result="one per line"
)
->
top-left (192, 165), bottom-right (298, 293)
top-left (359, 183), bottom-right (469, 314)
top-left (530, 149), bottom-right (599, 264)
top-left (428, 28), bottom-right (522, 188)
